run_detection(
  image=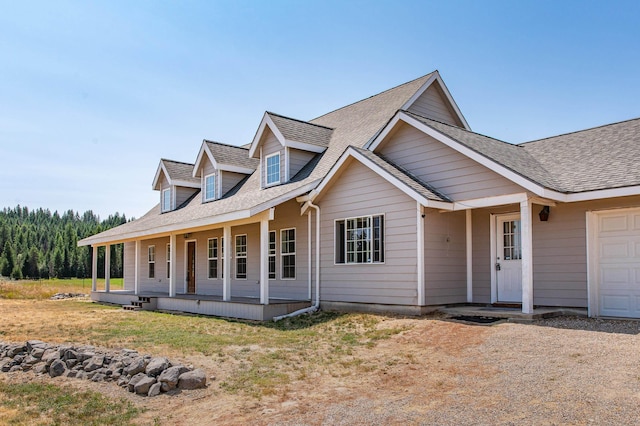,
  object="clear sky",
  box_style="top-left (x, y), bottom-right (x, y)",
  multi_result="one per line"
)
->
top-left (1, 0), bottom-right (639, 219)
